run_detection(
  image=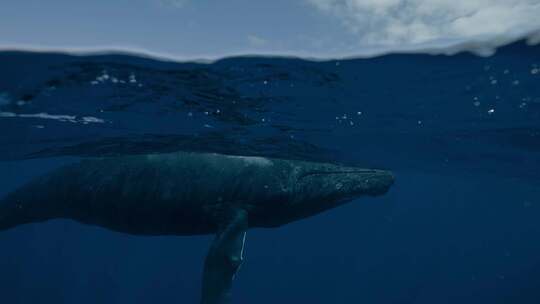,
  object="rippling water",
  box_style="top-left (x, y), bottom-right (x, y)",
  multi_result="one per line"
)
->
top-left (0, 38), bottom-right (539, 303)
